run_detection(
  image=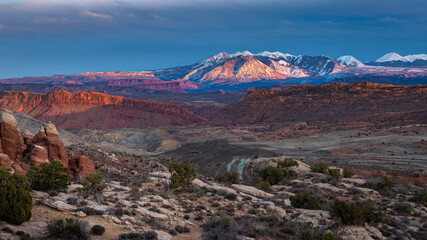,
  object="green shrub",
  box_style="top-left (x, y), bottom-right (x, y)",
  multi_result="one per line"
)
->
top-left (327, 169), bottom-right (341, 181)
top-left (216, 171), bottom-right (239, 184)
top-left (91, 225), bottom-right (105, 235)
top-left (256, 180), bottom-right (272, 192)
top-left (27, 160), bottom-right (71, 192)
top-left (259, 166), bottom-right (284, 185)
top-left (377, 176), bottom-right (394, 191)
top-left (47, 218), bottom-right (90, 240)
top-left (299, 222), bottom-right (342, 240)
top-left (278, 158), bottom-right (299, 168)
top-left (290, 192), bottom-right (324, 210)
top-left (413, 187), bottom-right (427, 206)
top-left (342, 167), bottom-right (355, 178)
top-left (119, 231), bottom-right (158, 240)
top-left (168, 162), bottom-right (197, 189)
top-left (79, 170), bottom-right (106, 197)
top-left (330, 200), bottom-right (384, 225)
top-left (311, 161), bottom-right (329, 174)
top-left (0, 167), bottom-right (33, 225)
